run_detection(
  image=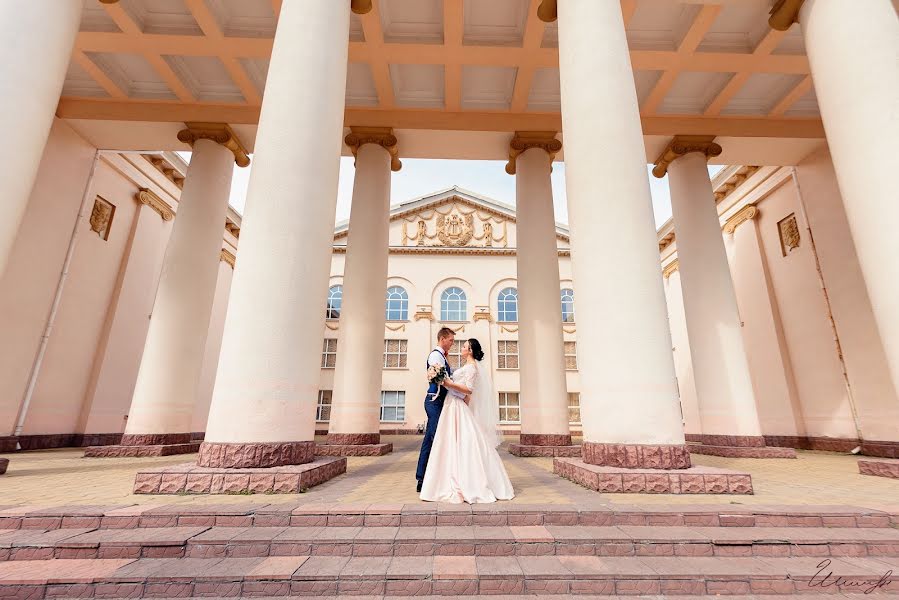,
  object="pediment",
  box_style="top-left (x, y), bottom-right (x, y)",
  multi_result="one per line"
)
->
top-left (334, 187), bottom-right (569, 251)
